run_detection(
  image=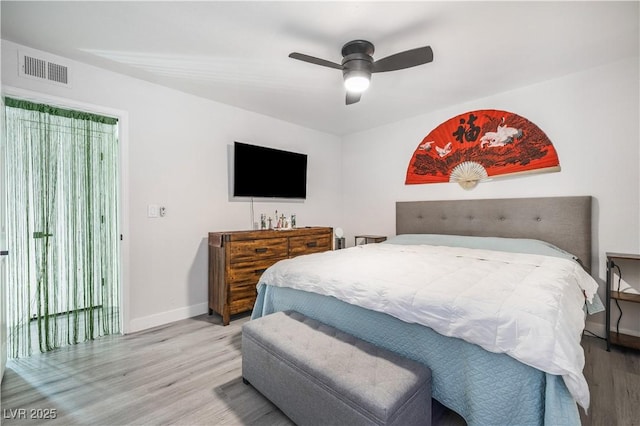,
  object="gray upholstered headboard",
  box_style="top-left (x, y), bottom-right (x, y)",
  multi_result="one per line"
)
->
top-left (396, 196), bottom-right (592, 272)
